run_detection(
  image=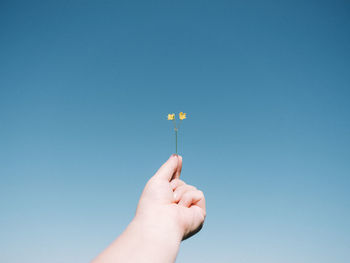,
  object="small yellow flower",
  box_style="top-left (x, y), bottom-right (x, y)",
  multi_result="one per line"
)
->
top-left (179, 112), bottom-right (187, 120)
top-left (168, 113), bottom-right (175, 120)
